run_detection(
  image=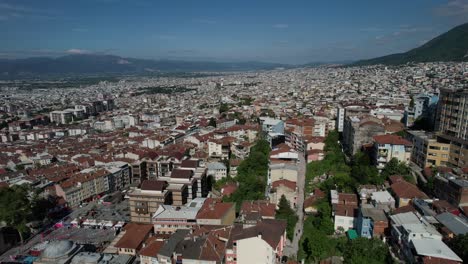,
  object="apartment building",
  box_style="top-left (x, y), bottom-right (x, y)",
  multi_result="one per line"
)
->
top-left (436, 88), bottom-right (468, 168)
top-left (406, 130), bottom-right (450, 168)
top-left (49, 110), bottom-right (74, 125)
top-left (55, 169), bottom-right (111, 208)
top-left (372, 134), bottom-right (412, 170)
top-left (128, 180), bottom-right (171, 224)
